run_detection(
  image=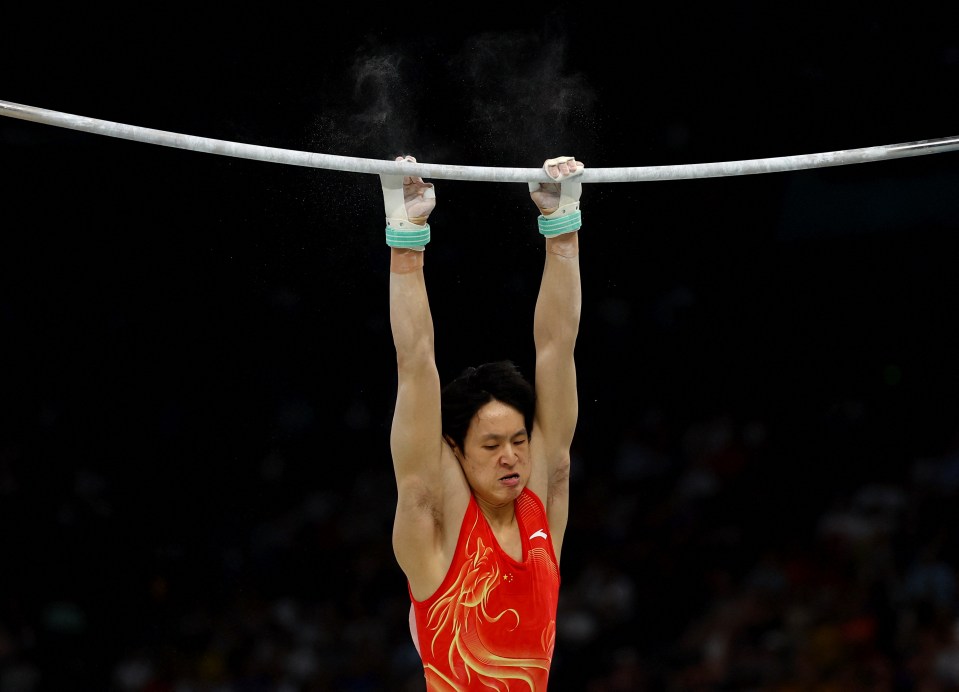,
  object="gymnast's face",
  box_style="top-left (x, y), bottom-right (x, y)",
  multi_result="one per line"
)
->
top-left (455, 399), bottom-right (530, 508)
